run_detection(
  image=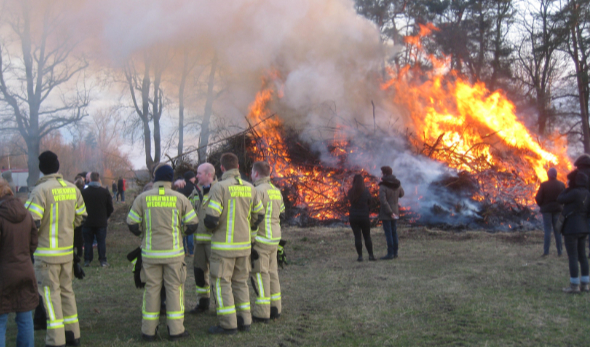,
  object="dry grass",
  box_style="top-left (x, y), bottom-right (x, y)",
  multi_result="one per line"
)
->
top-left (5, 203), bottom-right (589, 346)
